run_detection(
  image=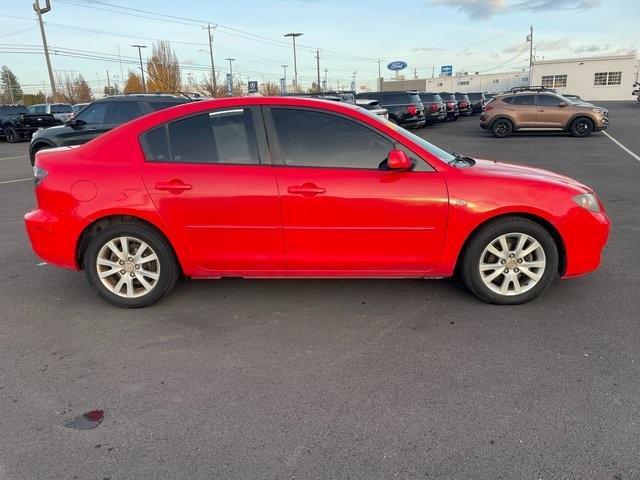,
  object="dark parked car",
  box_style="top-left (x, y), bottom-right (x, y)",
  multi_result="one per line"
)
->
top-left (29, 94), bottom-right (191, 164)
top-left (418, 92), bottom-right (446, 124)
top-left (438, 93), bottom-right (460, 121)
top-left (355, 99), bottom-right (388, 119)
top-left (355, 91), bottom-right (425, 128)
top-left (453, 92), bottom-right (473, 117)
top-left (466, 92), bottom-right (486, 114)
top-left (0, 104), bottom-right (61, 143)
top-left (28, 103), bottom-right (74, 123)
